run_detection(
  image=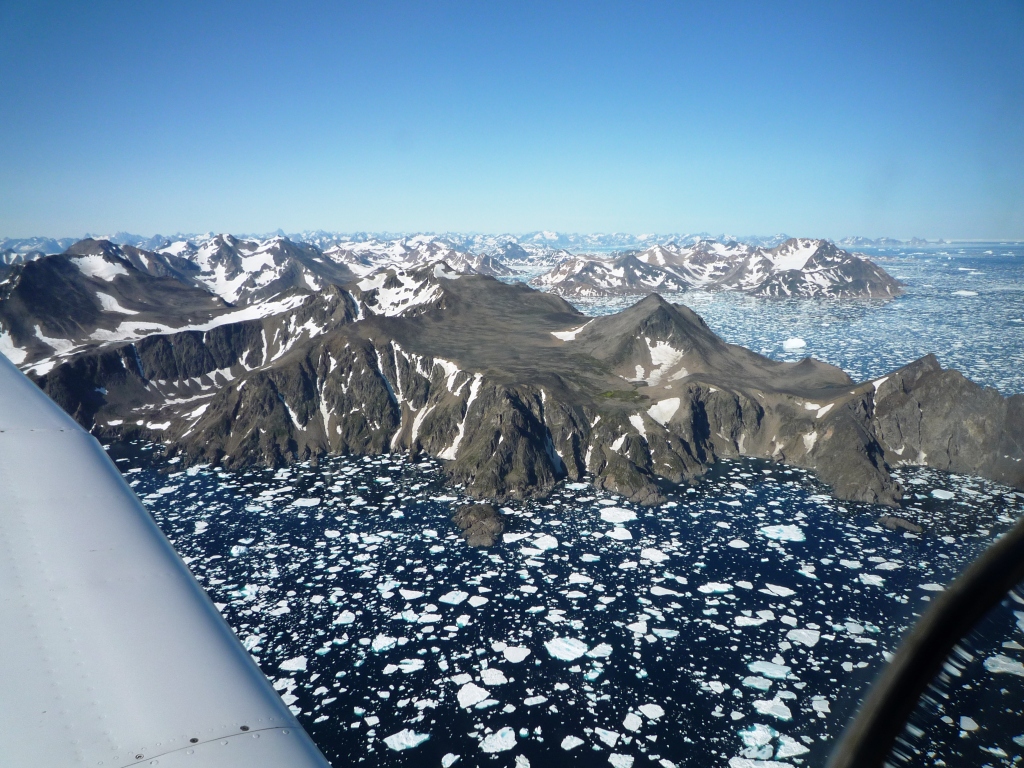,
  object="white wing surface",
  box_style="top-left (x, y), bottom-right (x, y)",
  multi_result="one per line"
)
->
top-left (0, 353), bottom-right (331, 767)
